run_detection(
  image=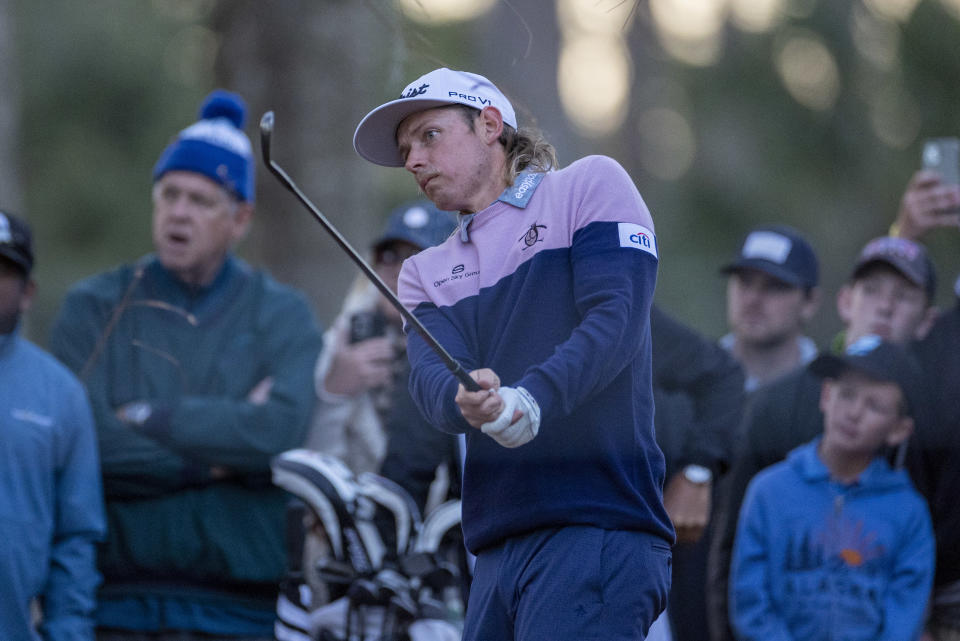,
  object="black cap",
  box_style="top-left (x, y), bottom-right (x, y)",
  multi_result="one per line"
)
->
top-left (809, 335), bottom-right (923, 417)
top-left (721, 224), bottom-right (819, 289)
top-left (851, 236), bottom-right (936, 301)
top-left (0, 211), bottom-right (33, 276)
top-left (372, 199), bottom-right (457, 252)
